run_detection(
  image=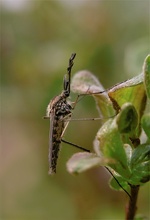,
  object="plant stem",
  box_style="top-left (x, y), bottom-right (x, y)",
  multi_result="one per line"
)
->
top-left (126, 185), bottom-right (140, 220)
